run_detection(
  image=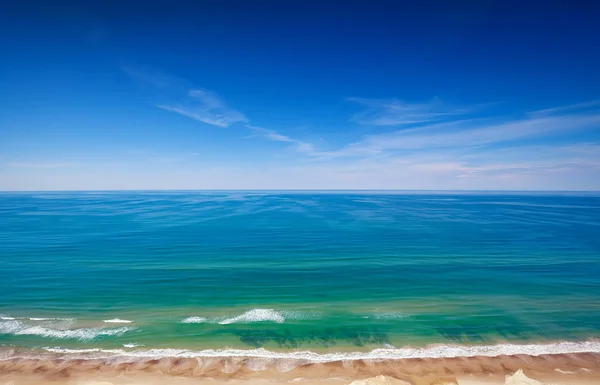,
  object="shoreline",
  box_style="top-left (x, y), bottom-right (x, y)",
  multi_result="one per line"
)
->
top-left (1, 346), bottom-right (600, 384)
top-left (12, 339), bottom-right (600, 361)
